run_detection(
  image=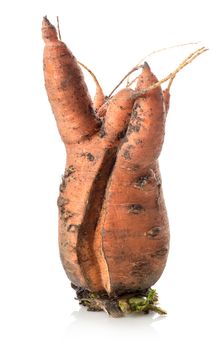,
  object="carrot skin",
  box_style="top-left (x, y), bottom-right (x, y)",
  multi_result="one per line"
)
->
top-left (101, 88), bottom-right (134, 144)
